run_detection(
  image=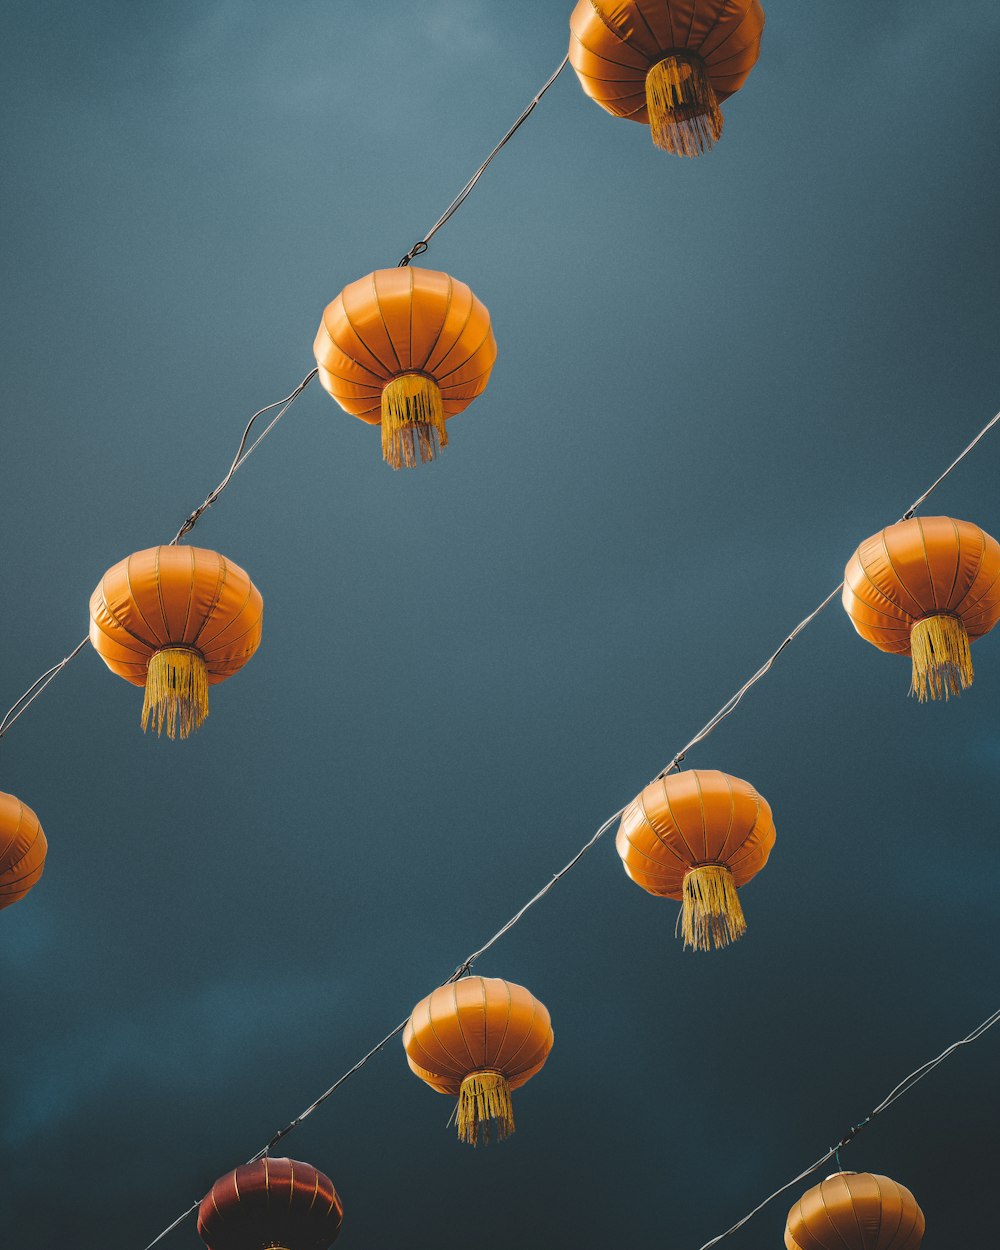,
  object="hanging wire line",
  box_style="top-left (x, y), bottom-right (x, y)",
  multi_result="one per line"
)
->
top-left (901, 408), bottom-right (1000, 519)
top-left (397, 54), bottom-right (570, 266)
top-left (695, 1003), bottom-right (1000, 1248)
top-left (170, 368), bottom-right (318, 545)
top-left (0, 638), bottom-right (90, 739)
top-left (1, 60), bottom-right (571, 749)
top-left (140, 407), bottom-right (1000, 1249)
top-left (0, 370), bottom-right (319, 744)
